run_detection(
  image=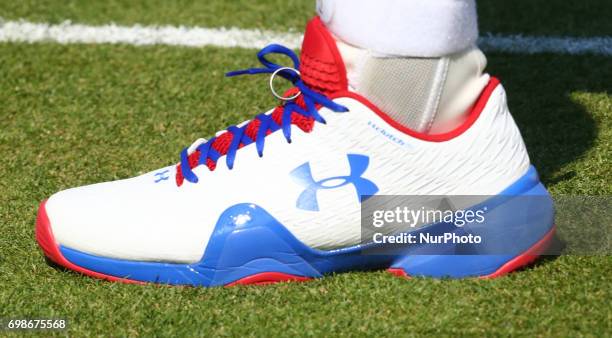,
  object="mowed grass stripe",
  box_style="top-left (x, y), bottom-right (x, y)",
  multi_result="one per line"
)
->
top-left (1, 0), bottom-right (611, 36)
